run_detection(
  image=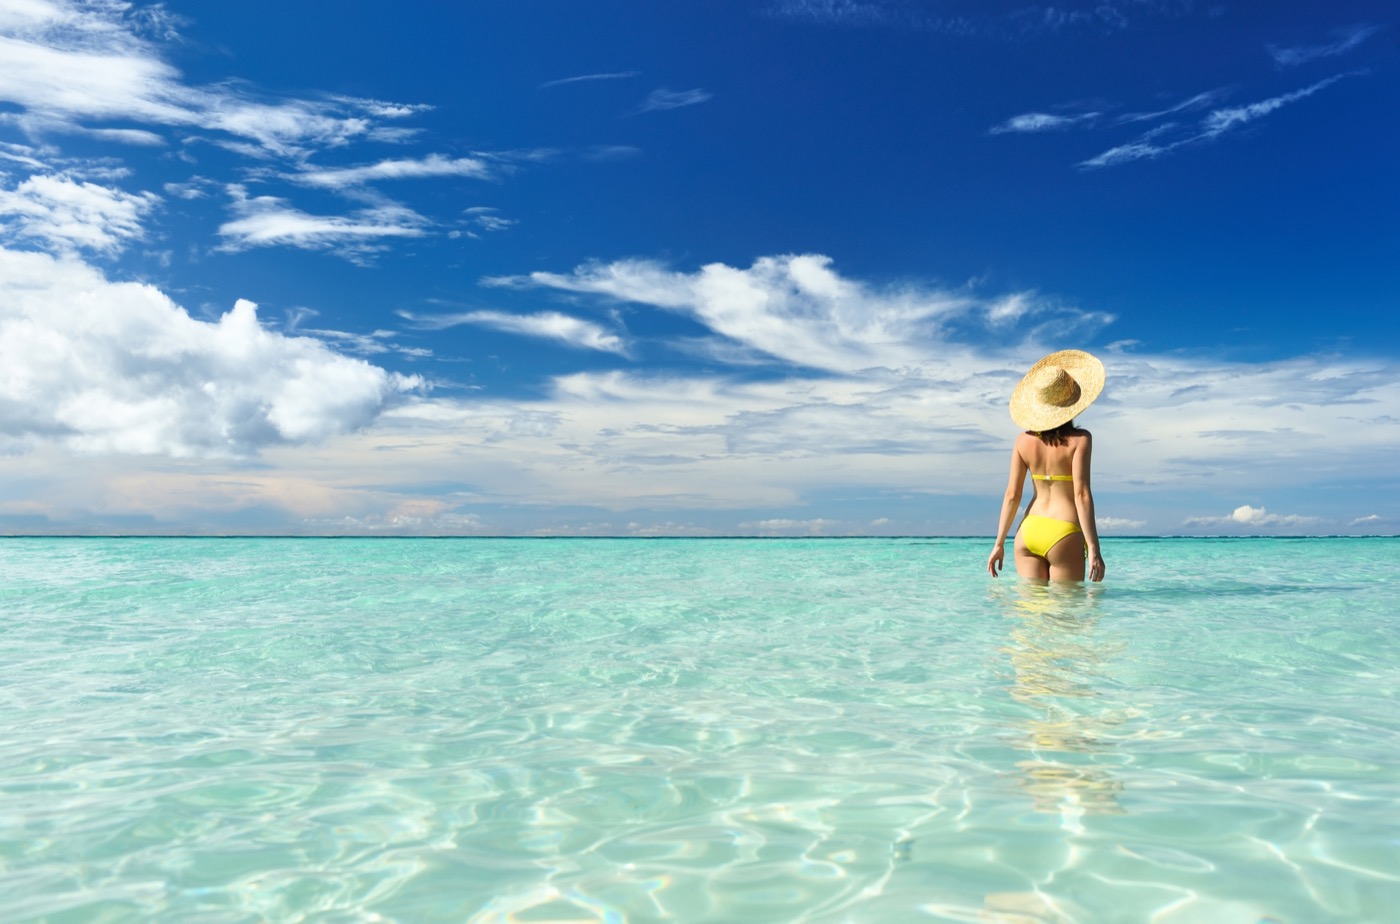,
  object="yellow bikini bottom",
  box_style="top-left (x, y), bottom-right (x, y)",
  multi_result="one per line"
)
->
top-left (1019, 515), bottom-right (1082, 557)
